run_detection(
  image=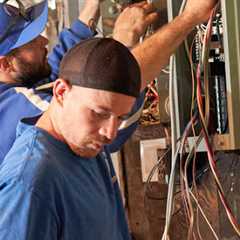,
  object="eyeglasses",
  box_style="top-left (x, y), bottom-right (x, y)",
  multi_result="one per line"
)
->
top-left (0, 0), bottom-right (33, 44)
